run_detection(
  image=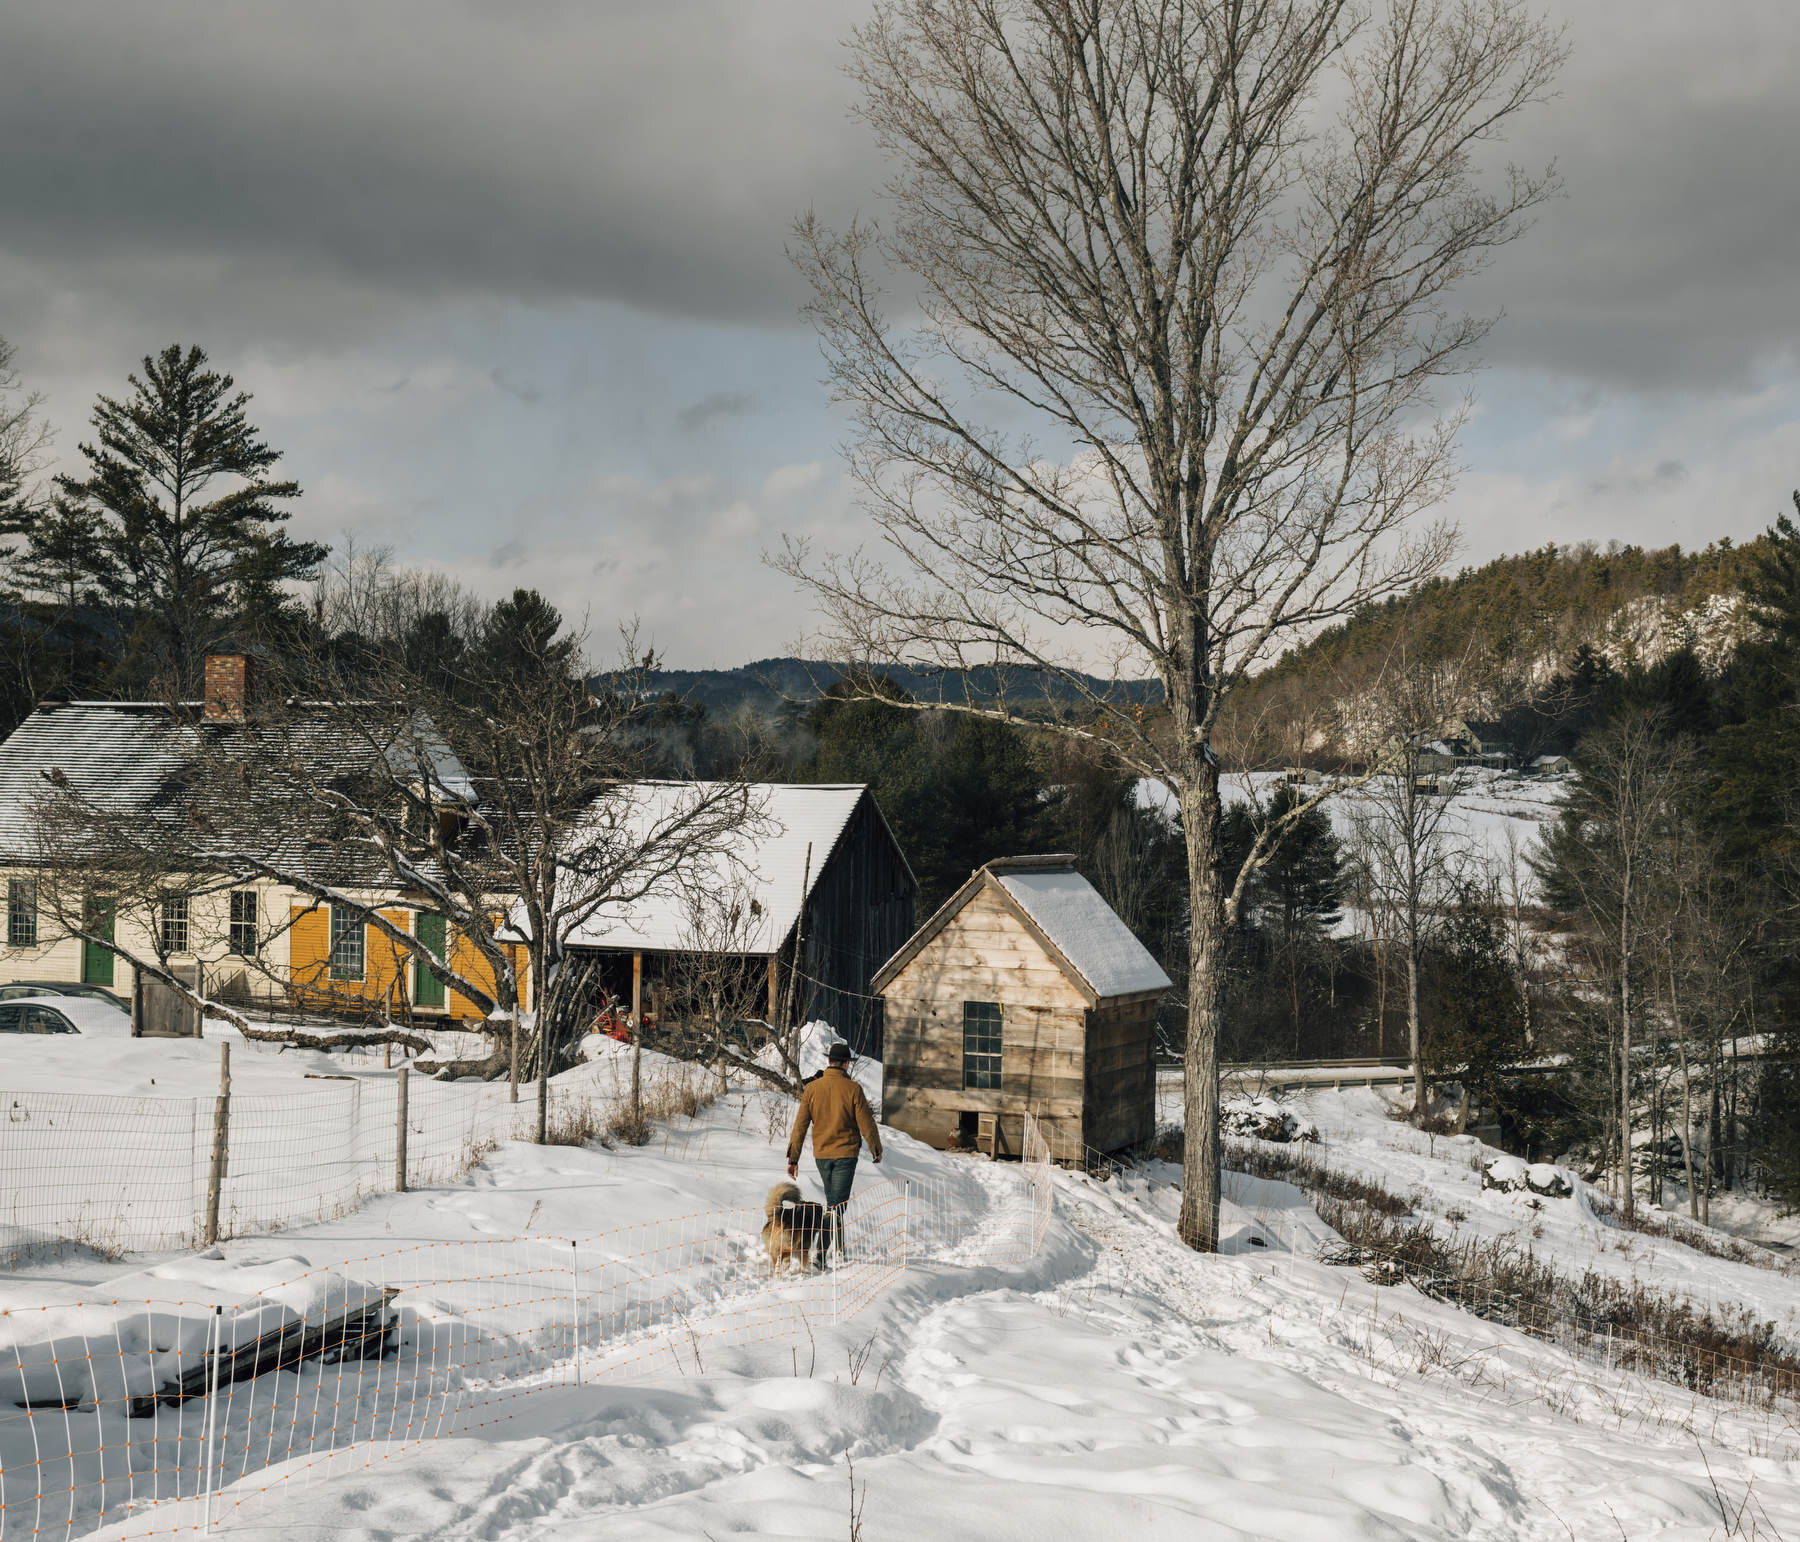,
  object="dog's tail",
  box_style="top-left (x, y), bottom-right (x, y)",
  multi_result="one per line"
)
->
top-left (765, 1180), bottom-right (802, 1219)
